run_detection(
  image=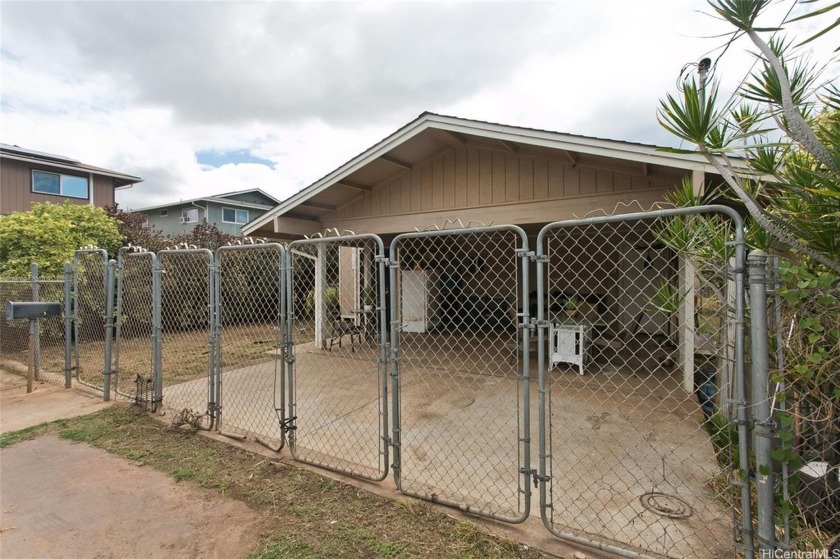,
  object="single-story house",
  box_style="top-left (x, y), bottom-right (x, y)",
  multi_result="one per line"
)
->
top-left (0, 142), bottom-right (143, 215)
top-left (245, 112), bottom-right (740, 392)
top-left (134, 188), bottom-right (281, 236)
